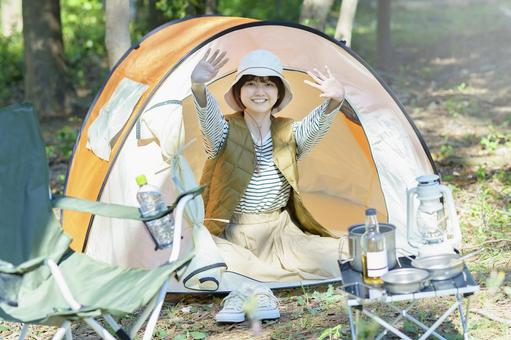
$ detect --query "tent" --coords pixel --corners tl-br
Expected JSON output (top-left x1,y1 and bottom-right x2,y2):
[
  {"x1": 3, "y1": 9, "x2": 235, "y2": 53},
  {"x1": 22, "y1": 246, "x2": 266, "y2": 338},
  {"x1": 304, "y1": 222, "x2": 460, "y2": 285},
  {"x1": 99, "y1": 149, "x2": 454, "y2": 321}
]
[{"x1": 62, "y1": 16, "x2": 436, "y2": 292}]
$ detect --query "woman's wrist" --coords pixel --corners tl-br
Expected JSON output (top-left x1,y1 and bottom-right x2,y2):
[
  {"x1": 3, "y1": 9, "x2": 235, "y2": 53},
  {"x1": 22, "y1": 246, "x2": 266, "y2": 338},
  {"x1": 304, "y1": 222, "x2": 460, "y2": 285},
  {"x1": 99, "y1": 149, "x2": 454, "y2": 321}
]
[
  {"x1": 191, "y1": 81, "x2": 206, "y2": 88},
  {"x1": 329, "y1": 96, "x2": 344, "y2": 105}
]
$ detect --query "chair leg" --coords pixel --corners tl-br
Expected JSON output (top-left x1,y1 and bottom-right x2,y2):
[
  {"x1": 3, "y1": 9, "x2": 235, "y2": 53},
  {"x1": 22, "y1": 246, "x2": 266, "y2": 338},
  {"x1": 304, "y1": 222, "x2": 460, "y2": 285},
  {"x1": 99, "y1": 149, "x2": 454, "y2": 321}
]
[
  {"x1": 52, "y1": 321, "x2": 71, "y2": 340},
  {"x1": 167, "y1": 194, "x2": 194, "y2": 263},
  {"x1": 65, "y1": 322, "x2": 73, "y2": 340},
  {"x1": 142, "y1": 282, "x2": 169, "y2": 340},
  {"x1": 45, "y1": 259, "x2": 116, "y2": 339},
  {"x1": 19, "y1": 324, "x2": 29, "y2": 340},
  {"x1": 104, "y1": 314, "x2": 130, "y2": 340},
  {"x1": 129, "y1": 195, "x2": 195, "y2": 338},
  {"x1": 129, "y1": 290, "x2": 159, "y2": 338},
  {"x1": 83, "y1": 318, "x2": 117, "y2": 340}
]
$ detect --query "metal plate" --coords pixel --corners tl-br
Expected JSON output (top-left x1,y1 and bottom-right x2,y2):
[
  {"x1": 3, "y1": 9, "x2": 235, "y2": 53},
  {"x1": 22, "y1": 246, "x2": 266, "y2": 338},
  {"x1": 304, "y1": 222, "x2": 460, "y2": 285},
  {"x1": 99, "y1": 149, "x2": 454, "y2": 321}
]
[
  {"x1": 382, "y1": 268, "x2": 430, "y2": 294},
  {"x1": 411, "y1": 254, "x2": 464, "y2": 280}
]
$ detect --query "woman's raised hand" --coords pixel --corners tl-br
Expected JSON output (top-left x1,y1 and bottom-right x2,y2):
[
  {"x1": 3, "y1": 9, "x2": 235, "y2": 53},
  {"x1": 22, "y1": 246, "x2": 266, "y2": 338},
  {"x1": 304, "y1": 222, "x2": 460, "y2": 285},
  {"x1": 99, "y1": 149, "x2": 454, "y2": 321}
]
[
  {"x1": 304, "y1": 66, "x2": 345, "y2": 103},
  {"x1": 191, "y1": 49, "x2": 229, "y2": 85}
]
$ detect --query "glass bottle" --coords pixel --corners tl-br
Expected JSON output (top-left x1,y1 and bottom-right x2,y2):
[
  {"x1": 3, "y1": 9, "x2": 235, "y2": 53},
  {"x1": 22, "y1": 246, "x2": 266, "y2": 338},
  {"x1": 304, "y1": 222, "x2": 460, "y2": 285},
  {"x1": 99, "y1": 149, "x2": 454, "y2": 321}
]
[
  {"x1": 136, "y1": 174, "x2": 174, "y2": 249},
  {"x1": 361, "y1": 208, "x2": 388, "y2": 285}
]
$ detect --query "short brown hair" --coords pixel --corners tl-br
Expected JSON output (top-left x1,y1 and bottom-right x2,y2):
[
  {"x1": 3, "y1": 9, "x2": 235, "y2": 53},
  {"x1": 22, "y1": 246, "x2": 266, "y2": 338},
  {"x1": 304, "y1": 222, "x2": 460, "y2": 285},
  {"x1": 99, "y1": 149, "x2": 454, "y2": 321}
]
[{"x1": 231, "y1": 75, "x2": 285, "y2": 111}]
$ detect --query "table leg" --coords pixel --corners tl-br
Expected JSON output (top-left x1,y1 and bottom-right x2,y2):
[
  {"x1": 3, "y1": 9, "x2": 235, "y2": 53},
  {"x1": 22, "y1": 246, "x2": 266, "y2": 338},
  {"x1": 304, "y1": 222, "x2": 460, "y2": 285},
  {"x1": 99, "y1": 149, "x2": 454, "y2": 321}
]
[
  {"x1": 418, "y1": 301, "x2": 460, "y2": 340},
  {"x1": 362, "y1": 309, "x2": 413, "y2": 340},
  {"x1": 456, "y1": 294, "x2": 469, "y2": 340},
  {"x1": 401, "y1": 312, "x2": 447, "y2": 340},
  {"x1": 376, "y1": 302, "x2": 415, "y2": 340},
  {"x1": 376, "y1": 300, "x2": 447, "y2": 340},
  {"x1": 347, "y1": 305, "x2": 356, "y2": 340}
]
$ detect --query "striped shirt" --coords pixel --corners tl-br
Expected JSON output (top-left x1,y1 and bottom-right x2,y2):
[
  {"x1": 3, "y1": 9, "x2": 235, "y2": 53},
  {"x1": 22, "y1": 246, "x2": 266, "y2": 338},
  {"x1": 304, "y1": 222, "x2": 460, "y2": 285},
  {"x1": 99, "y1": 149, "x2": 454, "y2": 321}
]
[{"x1": 193, "y1": 89, "x2": 340, "y2": 214}]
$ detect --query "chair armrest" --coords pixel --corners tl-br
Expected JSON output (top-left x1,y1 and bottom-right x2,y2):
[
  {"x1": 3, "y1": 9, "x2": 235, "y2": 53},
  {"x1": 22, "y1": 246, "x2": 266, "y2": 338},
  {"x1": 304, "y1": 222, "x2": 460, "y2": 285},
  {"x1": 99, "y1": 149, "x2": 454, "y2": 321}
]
[{"x1": 50, "y1": 185, "x2": 205, "y2": 222}]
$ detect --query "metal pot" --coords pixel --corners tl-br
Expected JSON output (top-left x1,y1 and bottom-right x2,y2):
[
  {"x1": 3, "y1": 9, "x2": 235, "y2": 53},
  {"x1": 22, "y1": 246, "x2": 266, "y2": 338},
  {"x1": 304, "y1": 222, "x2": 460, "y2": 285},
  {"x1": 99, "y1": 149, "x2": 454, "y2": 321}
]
[
  {"x1": 382, "y1": 268, "x2": 430, "y2": 294},
  {"x1": 411, "y1": 253, "x2": 465, "y2": 280},
  {"x1": 344, "y1": 223, "x2": 397, "y2": 272}
]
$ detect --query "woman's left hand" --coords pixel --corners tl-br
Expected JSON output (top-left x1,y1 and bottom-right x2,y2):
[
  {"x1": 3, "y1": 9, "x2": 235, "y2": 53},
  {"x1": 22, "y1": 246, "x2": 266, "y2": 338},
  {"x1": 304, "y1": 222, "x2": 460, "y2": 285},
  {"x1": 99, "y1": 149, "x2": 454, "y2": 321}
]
[{"x1": 304, "y1": 66, "x2": 345, "y2": 103}]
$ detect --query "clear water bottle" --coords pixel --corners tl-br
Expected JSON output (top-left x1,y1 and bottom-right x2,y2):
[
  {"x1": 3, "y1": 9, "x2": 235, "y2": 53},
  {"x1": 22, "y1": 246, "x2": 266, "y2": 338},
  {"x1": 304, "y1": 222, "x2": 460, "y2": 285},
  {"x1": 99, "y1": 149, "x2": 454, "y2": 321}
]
[
  {"x1": 361, "y1": 208, "x2": 388, "y2": 285},
  {"x1": 135, "y1": 174, "x2": 174, "y2": 249}
]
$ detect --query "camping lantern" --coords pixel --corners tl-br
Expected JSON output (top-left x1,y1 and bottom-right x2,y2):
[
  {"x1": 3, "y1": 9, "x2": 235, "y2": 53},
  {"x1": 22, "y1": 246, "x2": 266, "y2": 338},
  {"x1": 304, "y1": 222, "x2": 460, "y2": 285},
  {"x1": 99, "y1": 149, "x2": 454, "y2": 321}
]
[{"x1": 406, "y1": 175, "x2": 462, "y2": 257}]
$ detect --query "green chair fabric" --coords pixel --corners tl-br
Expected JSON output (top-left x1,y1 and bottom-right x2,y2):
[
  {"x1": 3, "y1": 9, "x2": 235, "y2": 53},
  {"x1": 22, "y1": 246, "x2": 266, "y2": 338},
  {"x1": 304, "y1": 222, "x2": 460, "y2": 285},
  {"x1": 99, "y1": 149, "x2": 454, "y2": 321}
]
[
  {"x1": 0, "y1": 104, "x2": 70, "y2": 271},
  {"x1": 0, "y1": 104, "x2": 193, "y2": 329}
]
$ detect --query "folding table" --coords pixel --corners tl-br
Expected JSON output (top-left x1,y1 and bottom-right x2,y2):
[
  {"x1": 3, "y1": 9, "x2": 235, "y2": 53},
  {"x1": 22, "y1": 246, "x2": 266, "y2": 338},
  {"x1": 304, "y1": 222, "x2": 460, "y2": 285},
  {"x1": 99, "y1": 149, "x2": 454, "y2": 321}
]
[{"x1": 339, "y1": 257, "x2": 479, "y2": 340}]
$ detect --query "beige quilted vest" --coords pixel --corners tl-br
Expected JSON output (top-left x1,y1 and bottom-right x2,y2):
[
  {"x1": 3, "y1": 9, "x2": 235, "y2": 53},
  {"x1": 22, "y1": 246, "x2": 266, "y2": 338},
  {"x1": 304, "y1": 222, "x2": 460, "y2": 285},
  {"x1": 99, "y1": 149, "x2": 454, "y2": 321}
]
[{"x1": 200, "y1": 112, "x2": 335, "y2": 238}]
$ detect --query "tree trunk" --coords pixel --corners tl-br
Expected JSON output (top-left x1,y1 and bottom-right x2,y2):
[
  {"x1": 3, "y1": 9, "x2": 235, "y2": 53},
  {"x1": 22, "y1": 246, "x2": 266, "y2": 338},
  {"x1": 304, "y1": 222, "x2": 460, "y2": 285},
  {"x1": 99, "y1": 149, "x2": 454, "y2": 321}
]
[
  {"x1": 105, "y1": 0, "x2": 131, "y2": 69},
  {"x1": 135, "y1": 0, "x2": 167, "y2": 32},
  {"x1": 1, "y1": 0, "x2": 22, "y2": 36},
  {"x1": 22, "y1": 0, "x2": 71, "y2": 117},
  {"x1": 147, "y1": 0, "x2": 167, "y2": 29},
  {"x1": 299, "y1": 0, "x2": 335, "y2": 31},
  {"x1": 377, "y1": 0, "x2": 392, "y2": 71},
  {"x1": 187, "y1": 0, "x2": 206, "y2": 16},
  {"x1": 334, "y1": 0, "x2": 359, "y2": 46},
  {"x1": 205, "y1": 0, "x2": 216, "y2": 15}
]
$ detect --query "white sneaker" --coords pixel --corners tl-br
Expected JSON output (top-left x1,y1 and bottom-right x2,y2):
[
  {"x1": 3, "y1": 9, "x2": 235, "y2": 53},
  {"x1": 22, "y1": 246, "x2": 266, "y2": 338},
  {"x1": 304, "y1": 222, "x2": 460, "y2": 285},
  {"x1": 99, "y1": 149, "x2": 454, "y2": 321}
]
[
  {"x1": 215, "y1": 289, "x2": 248, "y2": 323},
  {"x1": 250, "y1": 285, "x2": 280, "y2": 320}
]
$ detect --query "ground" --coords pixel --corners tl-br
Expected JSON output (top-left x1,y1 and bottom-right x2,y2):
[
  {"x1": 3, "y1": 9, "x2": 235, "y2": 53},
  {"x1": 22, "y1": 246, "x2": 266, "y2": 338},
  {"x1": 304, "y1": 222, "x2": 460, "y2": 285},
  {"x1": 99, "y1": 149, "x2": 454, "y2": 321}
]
[{"x1": 1, "y1": 0, "x2": 510, "y2": 339}]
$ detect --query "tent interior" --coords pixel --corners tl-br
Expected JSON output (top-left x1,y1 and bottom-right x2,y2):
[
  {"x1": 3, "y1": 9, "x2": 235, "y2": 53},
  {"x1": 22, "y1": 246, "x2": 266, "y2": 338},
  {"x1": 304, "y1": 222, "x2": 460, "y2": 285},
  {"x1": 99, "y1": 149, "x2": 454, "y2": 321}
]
[{"x1": 63, "y1": 18, "x2": 434, "y2": 292}]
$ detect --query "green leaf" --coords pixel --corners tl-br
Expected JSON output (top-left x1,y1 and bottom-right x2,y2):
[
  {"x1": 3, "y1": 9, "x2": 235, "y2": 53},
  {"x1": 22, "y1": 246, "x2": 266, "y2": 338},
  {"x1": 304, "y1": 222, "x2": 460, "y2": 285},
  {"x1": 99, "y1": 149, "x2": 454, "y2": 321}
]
[
  {"x1": 174, "y1": 334, "x2": 187, "y2": 340},
  {"x1": 158, "y1": 329, "x2": 168, "y2": 338},
  {"x1": 403, "y1": 320, "x2": 416, "y2": 333},
  {"x1": 296, "y1": 296, "x2": 305, "y2": 306},
  {"x1": 189, "y1": 331, "x2": 208, "y2": 339}
]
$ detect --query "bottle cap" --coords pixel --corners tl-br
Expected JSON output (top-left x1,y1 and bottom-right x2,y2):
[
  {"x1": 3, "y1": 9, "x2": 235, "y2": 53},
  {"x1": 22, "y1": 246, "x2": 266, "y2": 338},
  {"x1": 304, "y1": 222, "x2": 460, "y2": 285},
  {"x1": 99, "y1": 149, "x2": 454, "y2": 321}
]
[
  {"x1": 135, "y1": 174, "x2": 147, "y2": 186},
  {"x1": 365, "y1": 208, "x2": 377, "y2": 216}
]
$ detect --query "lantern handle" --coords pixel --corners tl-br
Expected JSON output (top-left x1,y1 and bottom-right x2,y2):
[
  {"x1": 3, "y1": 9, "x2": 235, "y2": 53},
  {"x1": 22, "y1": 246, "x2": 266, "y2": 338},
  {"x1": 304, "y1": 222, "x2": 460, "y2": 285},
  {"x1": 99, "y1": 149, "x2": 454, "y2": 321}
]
[
  {"x1": 438, "y1": 184, "x2": 462, "y2": 249},
  {"x1": 406, "y1": 187, "x2": 421, "y2": 249}
]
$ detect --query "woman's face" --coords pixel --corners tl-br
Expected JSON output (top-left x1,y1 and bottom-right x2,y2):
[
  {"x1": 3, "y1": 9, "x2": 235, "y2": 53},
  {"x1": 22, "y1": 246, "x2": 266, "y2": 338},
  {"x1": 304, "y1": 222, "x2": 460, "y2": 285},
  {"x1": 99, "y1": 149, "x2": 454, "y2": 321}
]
[{"x1": 239, "y1": 77, "x2": 279, "y2": 116}]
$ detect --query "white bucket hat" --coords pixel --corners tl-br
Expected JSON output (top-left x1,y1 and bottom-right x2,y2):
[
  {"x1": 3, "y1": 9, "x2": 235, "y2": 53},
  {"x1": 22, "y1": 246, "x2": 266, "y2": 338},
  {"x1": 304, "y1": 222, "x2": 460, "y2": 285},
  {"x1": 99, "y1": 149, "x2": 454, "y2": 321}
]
[{"x1": 224, "y1": 49, "x2": 293, "y2": 113}]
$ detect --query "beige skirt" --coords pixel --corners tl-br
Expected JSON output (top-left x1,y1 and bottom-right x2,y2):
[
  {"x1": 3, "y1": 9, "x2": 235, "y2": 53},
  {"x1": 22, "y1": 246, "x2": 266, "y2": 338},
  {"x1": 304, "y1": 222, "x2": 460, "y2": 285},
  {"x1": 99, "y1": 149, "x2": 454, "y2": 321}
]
[{"x1": 212, "y1": 210, "x2": 343, "y2": 282}]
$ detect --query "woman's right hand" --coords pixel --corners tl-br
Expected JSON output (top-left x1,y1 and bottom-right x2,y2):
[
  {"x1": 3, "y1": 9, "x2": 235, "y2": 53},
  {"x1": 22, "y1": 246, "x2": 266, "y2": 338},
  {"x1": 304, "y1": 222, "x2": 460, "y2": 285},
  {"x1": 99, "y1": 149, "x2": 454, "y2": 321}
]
[{"x1": 191, "y1": 49, "x2": 229, "y2": 85}]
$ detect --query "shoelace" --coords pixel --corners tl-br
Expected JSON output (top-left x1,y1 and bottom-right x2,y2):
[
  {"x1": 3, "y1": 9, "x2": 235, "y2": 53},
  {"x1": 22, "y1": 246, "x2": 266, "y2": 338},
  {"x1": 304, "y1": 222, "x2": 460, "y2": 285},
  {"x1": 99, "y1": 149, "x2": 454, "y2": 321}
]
[
  {"x1": 254, "y1": 291, "x2": 279, "y2": 309},
  {"x1": 221, "y1": 291, "x2": 247, "y2": 311}
]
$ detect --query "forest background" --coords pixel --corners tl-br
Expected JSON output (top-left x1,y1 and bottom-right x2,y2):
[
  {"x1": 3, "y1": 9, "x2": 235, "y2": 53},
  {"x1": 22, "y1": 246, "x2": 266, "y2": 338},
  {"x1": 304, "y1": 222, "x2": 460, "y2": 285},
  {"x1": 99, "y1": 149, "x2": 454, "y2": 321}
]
[{"x1": 0, "y1": 0, "x2": 510, "y2": 339}]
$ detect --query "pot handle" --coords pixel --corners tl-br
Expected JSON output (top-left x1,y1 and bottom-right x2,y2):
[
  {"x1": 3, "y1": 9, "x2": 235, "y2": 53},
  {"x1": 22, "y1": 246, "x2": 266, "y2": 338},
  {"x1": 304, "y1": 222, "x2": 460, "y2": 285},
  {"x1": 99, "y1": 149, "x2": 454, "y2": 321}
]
[
  {"x1": 396, "y1": 248, "x2": 417, "y2": 263},
  {"x1": 339, "y1": 235, "x2": 353, "y2": 264}
]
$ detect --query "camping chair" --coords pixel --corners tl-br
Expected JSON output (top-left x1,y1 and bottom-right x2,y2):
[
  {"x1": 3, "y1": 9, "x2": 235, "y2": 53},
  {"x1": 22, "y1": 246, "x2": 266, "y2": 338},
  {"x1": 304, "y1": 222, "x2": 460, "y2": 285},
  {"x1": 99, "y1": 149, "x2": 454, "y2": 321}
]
[{"x1": 0, "y1": 104, "x2": 202, "y2": 339}]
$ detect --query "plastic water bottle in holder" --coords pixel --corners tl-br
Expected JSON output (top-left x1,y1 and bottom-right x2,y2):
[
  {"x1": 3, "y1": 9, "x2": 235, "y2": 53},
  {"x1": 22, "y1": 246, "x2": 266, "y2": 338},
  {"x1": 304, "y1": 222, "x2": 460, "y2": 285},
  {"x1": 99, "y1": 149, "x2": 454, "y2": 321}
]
[
  {"x1": 135, "y1": 174, "x2": 174, "y2": 250},
  {"x1": 361, "y1": 208, "x2": 388, "y2": 285}
]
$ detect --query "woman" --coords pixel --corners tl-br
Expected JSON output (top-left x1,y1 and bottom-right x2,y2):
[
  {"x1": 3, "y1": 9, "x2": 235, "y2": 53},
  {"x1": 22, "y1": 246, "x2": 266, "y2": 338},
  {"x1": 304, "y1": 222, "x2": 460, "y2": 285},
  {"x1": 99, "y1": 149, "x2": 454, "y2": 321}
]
[{"x1": 191, "y1": 49, "x2": 345, "y2": 322}]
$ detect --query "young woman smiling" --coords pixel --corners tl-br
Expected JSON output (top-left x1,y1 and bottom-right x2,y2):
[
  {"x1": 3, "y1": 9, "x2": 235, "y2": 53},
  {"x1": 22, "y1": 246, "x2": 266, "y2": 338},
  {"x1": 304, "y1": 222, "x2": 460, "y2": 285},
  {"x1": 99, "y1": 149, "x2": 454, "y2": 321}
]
[{"x1": 190, "y1": 49, "x2": 345, "y2": 322}]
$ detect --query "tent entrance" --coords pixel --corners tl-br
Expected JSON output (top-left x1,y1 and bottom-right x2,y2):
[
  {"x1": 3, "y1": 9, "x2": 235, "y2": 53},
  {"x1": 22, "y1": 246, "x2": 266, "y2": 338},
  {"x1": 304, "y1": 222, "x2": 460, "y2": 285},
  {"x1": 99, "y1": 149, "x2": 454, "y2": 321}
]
[{"x1": 180, "y1": 70, "x2": 387, "y2": 235}]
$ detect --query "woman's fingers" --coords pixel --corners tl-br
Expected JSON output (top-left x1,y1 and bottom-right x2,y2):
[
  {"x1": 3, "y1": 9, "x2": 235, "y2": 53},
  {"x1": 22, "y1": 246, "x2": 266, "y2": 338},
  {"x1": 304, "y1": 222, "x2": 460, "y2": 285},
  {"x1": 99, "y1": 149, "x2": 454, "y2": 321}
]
[
  {"x1": 304, "y1": 79, "x2": 322, "y2": 90},
  {"x1": 325, "y1": 65, "x2": 334, "y2": 78},
  {"x1": 313, "y1": 68, "x2": 327, "y2": 80},
  {"x1": 306, "y1": 70, "x2": 323, "y2": 84},
  {"x1": 201, "y1": 48, "x2": 211, "y2": 62},
  {"x1": 207, "y1": 49, "x2": 220, "y2": 64},
  {"x1": 211, "y1": 51, "x2": 227, "y2": 67},
  {"x1": 216, "y1": 57, "x2": 229, "y2": 69}
]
